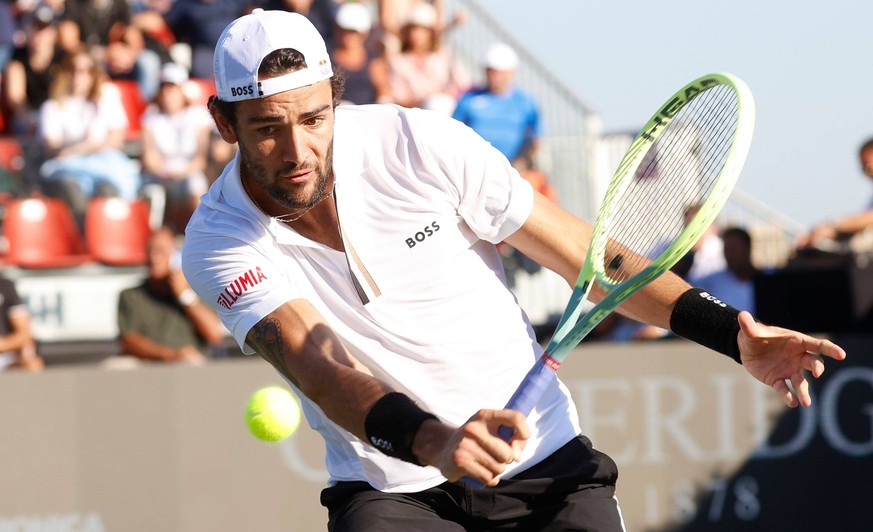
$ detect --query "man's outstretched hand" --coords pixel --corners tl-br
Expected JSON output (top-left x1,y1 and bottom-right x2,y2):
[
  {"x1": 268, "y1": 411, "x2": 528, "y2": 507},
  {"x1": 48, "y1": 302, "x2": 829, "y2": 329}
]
[{"x1": 737, "y1": 311, "x2": 847, "y2": 407}]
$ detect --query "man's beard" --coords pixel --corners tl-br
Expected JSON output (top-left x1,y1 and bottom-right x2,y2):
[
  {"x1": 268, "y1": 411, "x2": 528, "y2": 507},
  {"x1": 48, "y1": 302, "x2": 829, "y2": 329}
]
[{"x1": 240, "y1": 140, "x2": 334, "y2": 211}]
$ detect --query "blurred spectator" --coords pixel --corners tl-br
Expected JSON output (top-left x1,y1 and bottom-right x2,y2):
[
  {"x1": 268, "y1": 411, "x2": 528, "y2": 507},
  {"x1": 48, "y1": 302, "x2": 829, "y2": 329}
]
[
  {"x1": 140, "y1": 62, "x2": 212, "y2": 233},
  {"x1": 2, "y1": 3, "x2": 65, "y2": 135},
  {"x1": 38, "y1": 50, "x2": 141, "y2": 226},
  {"x1": 683, "y1": 202, "x2": 725, "y2": 284},
  {"x1": 262, "y1": 0, "x2": 337, "y2": 52},
  {"x1": 115, "y1": 227, "x2": 225, "y2": 366},
  {"x1": 19, "y1": 0, "x2": 67, "y2": 21},
  {"x1": 130, "y1": 0, "x2": 177, "y2": 66},
  {"x1": 163, "y1": 0, "x2": 249, "y2": 80},
  {"x1": 378, "y1": 0, "x2": 465, "y2": 56},
  {"x1": 206, "y1": 120, "x2": 238, "y2": 185},
  {"x1": 331, "y1": 1, "x2": 389, "y2": 105},
  {"x1": 453, "y1": 42, "x2": 541, "y2": 168},
  {"x1": 0, "y1": 0, "x2": 14, "y2": 75},
  {"x1": 797, "y1": 137, "x2": 873, "y2": 251},
  {"x1": 452, "y1": 43, "x2": 553, "y2": 289},
  {"x1": 59, "y1": 0, "x2": 161, "y2": 100},
  {"x1": 0, "y1": 275, "x2": 45, "y2": 373},
  {"x1": 695, "y1": 226, "x2": 758, "y2": 315},
  {"x1": 378, "y1": 2, "x2": 468, "y2": 114}
]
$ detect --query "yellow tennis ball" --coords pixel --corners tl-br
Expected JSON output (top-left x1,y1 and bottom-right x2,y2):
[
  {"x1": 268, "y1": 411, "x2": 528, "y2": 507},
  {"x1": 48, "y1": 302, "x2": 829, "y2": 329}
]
[{"x1": 245, "y1": 386, "x2": 301, "y2": 442}]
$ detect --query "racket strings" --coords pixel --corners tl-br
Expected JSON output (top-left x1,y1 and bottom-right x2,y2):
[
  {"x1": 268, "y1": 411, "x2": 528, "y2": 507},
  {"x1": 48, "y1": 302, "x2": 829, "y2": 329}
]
[
  {"x1": 602, "y1": 85, "x2": 740, "y2": 284},
  {"x1": 609, "y1": 90, "x2": 738, "y2": 277}
]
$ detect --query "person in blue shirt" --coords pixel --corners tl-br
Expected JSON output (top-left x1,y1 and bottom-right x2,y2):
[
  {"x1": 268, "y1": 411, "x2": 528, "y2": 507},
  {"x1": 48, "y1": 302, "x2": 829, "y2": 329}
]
[
  {"x1": 452, "y1": 42, "x2": 541, "y2": 167},
  {"x1": 695, "y1": 226, "x2": 759, "y2": 315},
  {"x1": 453, "y1": 43, "x2": 545, "y2": 283}
]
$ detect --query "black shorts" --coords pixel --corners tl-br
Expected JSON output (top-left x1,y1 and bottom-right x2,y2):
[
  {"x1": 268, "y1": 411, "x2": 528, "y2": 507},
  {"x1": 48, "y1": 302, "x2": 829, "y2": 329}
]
[{"x1": 320, "y1": 435, "x2": 625, "y2": 531}]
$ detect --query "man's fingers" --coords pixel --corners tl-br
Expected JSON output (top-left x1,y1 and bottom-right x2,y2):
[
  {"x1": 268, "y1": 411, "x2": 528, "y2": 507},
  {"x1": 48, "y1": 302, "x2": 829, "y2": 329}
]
[
  {"x1": 484, "y1": 409, "x2": 530, "y2": 438},
  {"x1": 780, "y1": 374, "x2": 812, "y2": 408},
  {"x1": 802, "y1": 352, "x2": 825, "y2": 378},
  {"x1": 801, "y1": 337, "x2": 847, "y2": 361},
  {"x1": 467, "y1": 438, "x2": 511, "y2": 472},
  {"x1": 455, "y1": 443, "x2": 506, "y2": 480},
  {"x1": 775, "y1": 378, "x2": 798, "y2": 408},
  {"x1": 451, "y1": 425, "x2": 508, "y2": 486},
  {"x1": 455, "y1": 409, "x2": 530, "y2": 484},
  {"x1": 794, "y1": 374, "x2": 813, "y2": 407},
  {"x1": 737, "y1": 310, "x2": 757, "y2": 335}
]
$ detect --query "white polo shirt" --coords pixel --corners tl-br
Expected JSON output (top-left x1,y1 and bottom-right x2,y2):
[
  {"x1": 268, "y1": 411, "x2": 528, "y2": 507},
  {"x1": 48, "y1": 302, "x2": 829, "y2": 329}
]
[{"x1": 183, "y1": 104, "x2": 581, "y2": 492}]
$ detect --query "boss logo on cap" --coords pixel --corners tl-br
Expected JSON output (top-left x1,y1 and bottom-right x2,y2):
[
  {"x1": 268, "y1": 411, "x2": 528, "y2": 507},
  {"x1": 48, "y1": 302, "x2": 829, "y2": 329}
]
[
  {"x1": 231, "y1": 84, "x2": 255, "y2": 97},
  {"x1": 318, "y1": 59, "x2": 331, "y2": 75}
]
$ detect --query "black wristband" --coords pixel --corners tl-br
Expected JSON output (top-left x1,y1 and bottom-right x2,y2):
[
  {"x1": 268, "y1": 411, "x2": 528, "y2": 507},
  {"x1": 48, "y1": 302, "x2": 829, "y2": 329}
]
[
  {"x1": 670, "y1": 287, "x2": 742, "y2": 364},
  {"x1": 364, "y1": 392, "x2": 438, "y2": 466}
]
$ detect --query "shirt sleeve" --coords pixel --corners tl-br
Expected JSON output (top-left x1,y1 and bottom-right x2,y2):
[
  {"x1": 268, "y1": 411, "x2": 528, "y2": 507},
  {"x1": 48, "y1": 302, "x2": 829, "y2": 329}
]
[
  {"x1": 406, "y1": 108, "x2": 534, "y2": 244},
  {"x1": 117, "y1": 287, "x2": 137, "y2": 334},
  {"x1": 0, "y1": 278, "x2": 25, "y2": 317},
  {"x1": 181, "y1": 228, "x2": 304, "y2": 355}
]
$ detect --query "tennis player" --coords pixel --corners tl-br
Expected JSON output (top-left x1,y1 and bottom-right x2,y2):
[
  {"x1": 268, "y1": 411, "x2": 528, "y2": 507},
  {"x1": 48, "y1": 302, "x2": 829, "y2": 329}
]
[{"x1": 182, "y1": 10, "x2": 846, "y2": 531}]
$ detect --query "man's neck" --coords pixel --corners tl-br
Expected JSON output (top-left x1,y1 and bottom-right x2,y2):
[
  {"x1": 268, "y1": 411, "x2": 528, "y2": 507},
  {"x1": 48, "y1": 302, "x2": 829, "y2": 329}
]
[
  {"x1": 241, "y1": 173, "x2": 343, "y2": 251},
  {"x1": 287, "y1": 199, "x2": 344, "y2": 251}
]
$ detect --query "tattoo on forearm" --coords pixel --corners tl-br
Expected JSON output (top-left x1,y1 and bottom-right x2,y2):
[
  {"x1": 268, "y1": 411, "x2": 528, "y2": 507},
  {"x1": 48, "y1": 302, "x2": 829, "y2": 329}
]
[{"x1": 251, "y1": 318, "x2": 297, "y2": 385}]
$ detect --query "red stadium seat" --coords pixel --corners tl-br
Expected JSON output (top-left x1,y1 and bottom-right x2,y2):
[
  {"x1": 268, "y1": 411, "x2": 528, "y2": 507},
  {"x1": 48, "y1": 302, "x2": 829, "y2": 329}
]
[
  {"x1": 109, "y1": 79, "x2": 148, "y2": 139},
  {"x1": 85, "y1": 196, "x2": 152, "y2": 266},
  {"x1": 0, "y1": 137, "x2": 23, "y2": 174},
  {"x1": 3, "y1": 197, "x2": 92, "y2": 268}
]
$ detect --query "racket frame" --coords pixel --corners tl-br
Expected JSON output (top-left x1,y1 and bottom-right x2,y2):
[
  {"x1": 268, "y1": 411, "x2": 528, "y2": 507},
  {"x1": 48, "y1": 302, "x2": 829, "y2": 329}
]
[
  {"x1": 544, "y1": 72, "x2": 755, "y2": 366},
  {"x1": 475, "y1": 72, "x2": 756, "y2": 483}
]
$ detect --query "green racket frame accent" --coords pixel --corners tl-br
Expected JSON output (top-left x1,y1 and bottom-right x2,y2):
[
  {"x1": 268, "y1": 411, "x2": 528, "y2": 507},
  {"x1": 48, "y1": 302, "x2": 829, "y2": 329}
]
[
  {"x1": 464, "y1": 73, "x2": 757, "y2": 485},
  {"x1": 546, "y1": 72, "x2": 756, "y2": 364}
]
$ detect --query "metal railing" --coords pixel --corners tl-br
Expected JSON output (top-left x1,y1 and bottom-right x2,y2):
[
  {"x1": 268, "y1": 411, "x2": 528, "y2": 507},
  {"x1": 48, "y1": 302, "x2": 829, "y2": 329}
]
[
  {"x1": 442, "y1": 0, "x2": 601, "y2": 221},
  {"x1": 444, "y1": 0, "x2": 805, "y2": 267}
]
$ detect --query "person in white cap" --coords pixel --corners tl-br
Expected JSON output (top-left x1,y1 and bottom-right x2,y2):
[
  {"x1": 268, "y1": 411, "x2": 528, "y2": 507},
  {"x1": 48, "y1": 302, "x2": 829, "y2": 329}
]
[
  {"x1": 453, "y1": 43, "x2": 551, "y2": 288},
  {"x1": 330, "y1": 2, "x2": 389, "y2": 105},
  {"x1": 453, "y1": 43, "x2": 541, "y2": 168},
  {"x1": 182, "y1": 8, "x2": 846, "y2": 530}
]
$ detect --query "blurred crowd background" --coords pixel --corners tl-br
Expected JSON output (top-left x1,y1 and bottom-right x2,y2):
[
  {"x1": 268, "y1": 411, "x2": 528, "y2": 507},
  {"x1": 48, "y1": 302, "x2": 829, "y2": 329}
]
[{"x1": 1, "y1": 0, "x2": 872, "y2": 374}]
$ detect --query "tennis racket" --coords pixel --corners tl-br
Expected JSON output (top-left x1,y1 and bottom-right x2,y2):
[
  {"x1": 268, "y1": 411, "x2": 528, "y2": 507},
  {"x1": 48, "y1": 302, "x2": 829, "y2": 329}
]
[{"x1": 499, "y1": 71, "x2": 755, "y2": 441}]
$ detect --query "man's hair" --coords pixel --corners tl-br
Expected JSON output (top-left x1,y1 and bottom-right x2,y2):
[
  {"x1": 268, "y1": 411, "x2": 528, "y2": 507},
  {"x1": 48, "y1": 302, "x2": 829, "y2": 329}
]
[
  {"x1": 209, "y1": 48, "x2": 346, "y2": 125},
  {"x1": 721, "y1": 226, "x2": 752, "y2": 247},
  {"x1": 860, "y1": 137, "x2": 873, "y2": 156}
]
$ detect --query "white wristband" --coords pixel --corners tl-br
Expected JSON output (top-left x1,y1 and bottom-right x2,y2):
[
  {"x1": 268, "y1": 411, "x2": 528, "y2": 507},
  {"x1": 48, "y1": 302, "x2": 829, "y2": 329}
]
[{"x1": 178, "y1": 288, "x2": 198, "y2": 306}]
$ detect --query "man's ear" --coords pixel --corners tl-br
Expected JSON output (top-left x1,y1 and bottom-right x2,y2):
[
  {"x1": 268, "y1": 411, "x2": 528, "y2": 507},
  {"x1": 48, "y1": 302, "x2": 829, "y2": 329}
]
[{"x1": 209, "y1": 97, "x2": 239, "y2": 144}]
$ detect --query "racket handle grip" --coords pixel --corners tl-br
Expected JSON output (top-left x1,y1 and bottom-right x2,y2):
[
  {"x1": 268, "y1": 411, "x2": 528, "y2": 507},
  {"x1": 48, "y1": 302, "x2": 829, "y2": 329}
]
[
  {"x1": 503, "y1": 355, "x2": 559, "y2": 421},
  {"x1": 463, "y1": 356, "x2": 558, "y2": 489}
]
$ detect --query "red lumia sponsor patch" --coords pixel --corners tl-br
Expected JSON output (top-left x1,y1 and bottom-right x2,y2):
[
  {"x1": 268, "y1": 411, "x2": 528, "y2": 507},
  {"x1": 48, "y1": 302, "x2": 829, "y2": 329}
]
[{"x1": 217, "y1": 267, "x2": 268, "y2": 309}]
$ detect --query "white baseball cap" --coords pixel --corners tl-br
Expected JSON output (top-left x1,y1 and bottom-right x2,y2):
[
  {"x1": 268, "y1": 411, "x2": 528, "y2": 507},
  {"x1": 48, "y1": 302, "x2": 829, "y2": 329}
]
[
  {"x1": 483, "y1": 43, "x2": 519, "y2": 71},
  {"x1": 160, "y1": 62, "x2": 189, "y2": 86},
  {"x1": 405, "y1": 3, "x2": 437, "y2": 28},
  {"x1": 335, "y1": 3, "x2": 372, "y2": 33},
  {"x1": 213, "y1": 9, "x2": 333, "y2": 102}
]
